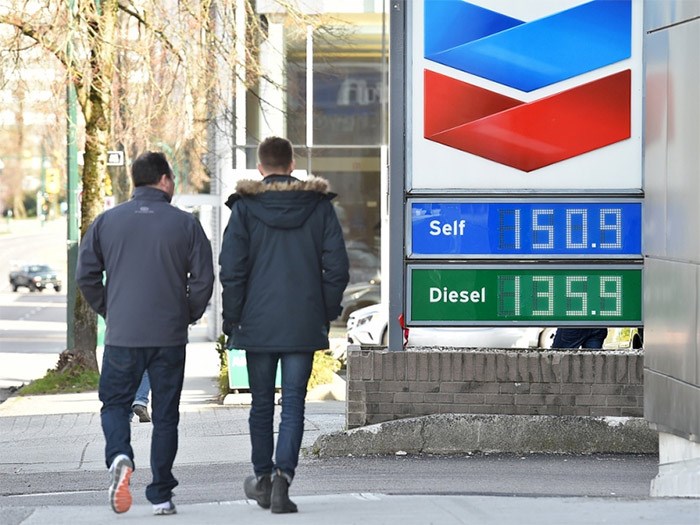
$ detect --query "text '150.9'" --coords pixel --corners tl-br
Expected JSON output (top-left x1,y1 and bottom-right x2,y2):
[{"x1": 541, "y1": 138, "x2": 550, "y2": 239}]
[{"x1": 410, "y1": 201, "x2": 642, "y2": 258}]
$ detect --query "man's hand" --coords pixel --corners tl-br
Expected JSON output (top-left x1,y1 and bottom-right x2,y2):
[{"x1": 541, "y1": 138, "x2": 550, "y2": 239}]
[{"x1": 222, "y1": 320, "x2": 236, "y2": 337}]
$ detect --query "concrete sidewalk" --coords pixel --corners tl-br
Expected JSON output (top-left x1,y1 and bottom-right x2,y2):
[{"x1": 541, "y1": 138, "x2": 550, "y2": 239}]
[
  {"x1": 1, "y1": 335, "x2": 697, "y2": 524},
  {"x1": 0, "y1": 333, "x2": 347, "y2": 472},
  {"x1": 3, "y1": 493, "x2": 699, "y2": 525}
]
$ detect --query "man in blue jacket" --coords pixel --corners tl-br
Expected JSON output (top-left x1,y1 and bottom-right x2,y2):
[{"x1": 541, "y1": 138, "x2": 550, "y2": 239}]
[
  {"x1": 220, "y1": 137, "x2": 349, "y2": 514},
  {"x1": 76, "y1": 151, "x2": 214, "y2": 516}
]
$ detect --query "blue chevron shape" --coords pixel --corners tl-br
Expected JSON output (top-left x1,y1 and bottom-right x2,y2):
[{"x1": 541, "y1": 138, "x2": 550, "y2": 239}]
[{"x1": 425, "y1": 0, "x2": 631, "y2": 92}]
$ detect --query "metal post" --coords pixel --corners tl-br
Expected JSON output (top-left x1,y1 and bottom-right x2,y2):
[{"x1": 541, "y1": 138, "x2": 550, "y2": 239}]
[
  {"x1": 39, "y1": 142, "x2": 46, "y2": 226},
  {"x1": 67, "y1": 85, "x2": 78, "y2": 350},
  {"x1": 387, "y1": 0, "x2": 407, "y2": 351},
  {"x1": 66, "y1": 0, "x2": 79, "y2": 350},
  {"x1": 305, "y1": 24, "x2": 313, "y2": 173}
]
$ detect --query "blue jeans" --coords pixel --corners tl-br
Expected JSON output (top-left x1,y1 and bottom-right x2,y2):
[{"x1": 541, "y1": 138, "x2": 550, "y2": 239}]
[
  {"x1": 133, "y1": 370, "x2": 151, "y2": 407},
  {"x1": 552, "y1": 328, "x2": 608, "y2": 349},
  {"x1": 99, "y1": 345, "x2": 185, "y2": 504},
  {"x1": 246, "y1": 351, "x2": 314, "y2": 480}
]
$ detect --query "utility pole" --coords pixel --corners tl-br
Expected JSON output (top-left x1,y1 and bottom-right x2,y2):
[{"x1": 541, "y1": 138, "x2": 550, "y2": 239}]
[{"x1": 66, "y1": 0, "x2": 79, "y2": 350}]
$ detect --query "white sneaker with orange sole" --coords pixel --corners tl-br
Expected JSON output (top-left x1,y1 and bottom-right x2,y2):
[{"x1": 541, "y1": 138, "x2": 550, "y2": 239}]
[{"x1": 108, "y1": 454, "x2": 134, "y2": 514}]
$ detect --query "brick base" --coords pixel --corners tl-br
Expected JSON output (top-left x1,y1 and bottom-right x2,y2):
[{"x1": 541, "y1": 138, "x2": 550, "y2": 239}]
[{"x1": 346, "y1": 347, "x2": 644, "y2": 429}]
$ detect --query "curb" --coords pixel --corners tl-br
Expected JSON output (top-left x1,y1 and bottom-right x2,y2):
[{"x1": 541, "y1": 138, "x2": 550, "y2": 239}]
[{"x1": 309, "y1": 414, "x2": 658, "y2": 457}]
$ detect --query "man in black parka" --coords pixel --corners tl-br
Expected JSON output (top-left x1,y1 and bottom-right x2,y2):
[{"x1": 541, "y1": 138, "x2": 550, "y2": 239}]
[{"x1": 219, "y1": 137, "x2": 349, "y2": 514}]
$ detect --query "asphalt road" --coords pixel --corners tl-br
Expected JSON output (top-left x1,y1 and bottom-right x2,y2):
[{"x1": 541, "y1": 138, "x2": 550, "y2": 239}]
[
  {"x1": 1, "y1": 219, "x2": 67, "y2": 293},
  {"x1": 0, "y1": 219, "x2": 68, "y2": 392},
  {"x1": 0, "y1": 453, "x2": 657, "y2": 507},
  {"x1": 0, "y1": 293, "x2": 67, "y2": 353}
]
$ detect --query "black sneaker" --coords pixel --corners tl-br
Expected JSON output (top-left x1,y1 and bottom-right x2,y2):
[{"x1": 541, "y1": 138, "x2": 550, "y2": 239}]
[
  {"x1": 132, "y1": 404, "x2": 151, "y2": 423},
  {"x1": 270, "y1": 469, "x2": 297, "y2": 514},
  {"x1": 244, "y1": 474, "x2": 271, "y2": 509}
]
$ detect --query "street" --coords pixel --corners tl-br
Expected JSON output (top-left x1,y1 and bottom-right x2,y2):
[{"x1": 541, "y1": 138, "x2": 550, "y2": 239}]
[
  {"x1": 0, "y1": 453, "x2": 657, "y2": 507},
  {"x1": 0, "y1": 292, "x2": 66, "y2": 353},
  {"x1": 0, "y1": 219, "x2": 68, "y2": 395},
  {"x1": 0, "y1": 219, "x2": 67, "y2": 294}
]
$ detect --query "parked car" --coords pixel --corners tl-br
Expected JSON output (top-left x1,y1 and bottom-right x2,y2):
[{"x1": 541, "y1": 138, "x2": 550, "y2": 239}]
[
  {"x1": 334, "y1": 277, "x2": 381, "y2": 326},
  {"x1": 345, "y1": 240, "x2": 380, "y2": 286},
  {"x1": 347, "y1": 303, "x2": 556, "y2": 349},
  {"x1": 9, "y1": 264, "x2": 62, "y2": 292}
]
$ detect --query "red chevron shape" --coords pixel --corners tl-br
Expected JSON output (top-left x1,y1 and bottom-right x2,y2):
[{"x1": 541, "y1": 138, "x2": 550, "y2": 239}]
[{"x1": 424, "y1": 69, "x2": 631, "y2": 172}]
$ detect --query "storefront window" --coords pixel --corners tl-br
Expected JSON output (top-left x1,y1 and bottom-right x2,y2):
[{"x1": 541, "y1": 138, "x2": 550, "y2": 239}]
[{"x1": 243, "y1": 7, "x2": 388, "y2": 286}]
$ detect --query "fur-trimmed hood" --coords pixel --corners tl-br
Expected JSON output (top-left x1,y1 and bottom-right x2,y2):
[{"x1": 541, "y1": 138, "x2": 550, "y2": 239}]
[
  {"x1": 225, "y1": 175, "x2": 335, "y2": 230},
  {"x1": 235, "y1": 175, "x2": 330, "y2": 196}
]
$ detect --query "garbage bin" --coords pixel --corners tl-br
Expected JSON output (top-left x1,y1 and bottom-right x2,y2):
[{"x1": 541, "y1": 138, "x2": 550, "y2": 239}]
[{"x1": 227, "y1": 348, "x2": 281, "y2": 391}]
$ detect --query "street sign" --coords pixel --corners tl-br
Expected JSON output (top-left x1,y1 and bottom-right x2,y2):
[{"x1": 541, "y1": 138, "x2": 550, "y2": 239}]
[
  {"x1": 409, "y1": 200, "x2": 642, "y2": 258},
  {"x1": 408, "y1": 265, "x2": 642, "y2": 326},
  {"x1": 107, "y1": 150, "x2": 124, "y2": 166}
]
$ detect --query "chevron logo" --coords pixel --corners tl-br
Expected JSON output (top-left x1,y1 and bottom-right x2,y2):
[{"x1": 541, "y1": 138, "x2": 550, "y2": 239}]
[{"x1": 423, "y1": 0, "x2": 632, "y2": 172}]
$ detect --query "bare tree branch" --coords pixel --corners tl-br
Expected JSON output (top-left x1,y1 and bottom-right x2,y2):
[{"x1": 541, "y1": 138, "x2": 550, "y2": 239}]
[{"x1": 116, "y1": 1, "x2": 184, "y2": 65}]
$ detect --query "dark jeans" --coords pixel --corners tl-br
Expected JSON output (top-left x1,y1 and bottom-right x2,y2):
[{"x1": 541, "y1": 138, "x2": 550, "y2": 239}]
[
  {"x1": 245, "y1": 351, "x2": 314, "y2": 480},
  {"x1": 552, "y1": 328, "x2": 608, "y2": 349},
  {"x1": 99, "y1": 345, "x2": 186, "y2": 504}
]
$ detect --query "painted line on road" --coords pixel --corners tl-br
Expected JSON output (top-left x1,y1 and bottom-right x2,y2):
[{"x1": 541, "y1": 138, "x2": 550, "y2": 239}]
[
  {"x1": 8, "y1": 490, "x2": 103, "y2": 498},
  {"x1": 0, "y1": 321, "x2": 67, "y2": 331}
]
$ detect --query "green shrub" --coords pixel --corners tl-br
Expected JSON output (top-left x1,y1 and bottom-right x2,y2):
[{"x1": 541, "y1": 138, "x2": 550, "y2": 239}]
[
  {"x1": 308, "y1": 350, "x2": 341, "y2": 390},
  {"x1": 215, "y1": 334, "x2": 229, "y2": 399}
]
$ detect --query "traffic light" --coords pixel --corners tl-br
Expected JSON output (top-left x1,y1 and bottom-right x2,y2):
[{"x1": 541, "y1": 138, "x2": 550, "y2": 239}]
[
  {"x1": 104, "y1": 173, "x2": 113, "y2": 196},
  {"x1": 45, "y1": 168, "x2": 61, "y2": 194}
]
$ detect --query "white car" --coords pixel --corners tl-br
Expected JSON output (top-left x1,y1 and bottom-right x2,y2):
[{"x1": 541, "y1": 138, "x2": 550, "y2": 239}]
[{"x1": 347, "y1": 303, "x2": 555, "y2": 349}]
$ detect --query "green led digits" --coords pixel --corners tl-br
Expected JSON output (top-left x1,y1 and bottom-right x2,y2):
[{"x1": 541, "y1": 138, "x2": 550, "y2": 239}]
[
  {"x1": 497, "y1": 273, "x2": 623, "y2": 318},
  {"x1": 410, "y1": 266, "x2": 642, "y2": 325}
]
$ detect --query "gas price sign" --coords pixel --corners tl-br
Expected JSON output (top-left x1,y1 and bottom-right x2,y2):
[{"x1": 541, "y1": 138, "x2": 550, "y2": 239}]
[
  {"x1": 408, "y1": 265, "x2": 642, "y2": 326},
  {"x1": 410, "y1": 200, "x2": 641, "y2": 258}
]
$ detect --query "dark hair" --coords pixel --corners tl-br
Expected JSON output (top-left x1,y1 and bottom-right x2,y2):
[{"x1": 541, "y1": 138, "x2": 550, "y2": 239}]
[
  {"x1": 131, "y1": 151, "x2": 172, "y2": 187},
  {"x1": 257, "y1": 137, "x2": 294, "y2": 172}
]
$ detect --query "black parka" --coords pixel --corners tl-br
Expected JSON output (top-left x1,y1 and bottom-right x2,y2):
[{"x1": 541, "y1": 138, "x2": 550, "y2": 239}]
[{"x1": 219, "y1": 175, "x2": 349, "y2": 353}]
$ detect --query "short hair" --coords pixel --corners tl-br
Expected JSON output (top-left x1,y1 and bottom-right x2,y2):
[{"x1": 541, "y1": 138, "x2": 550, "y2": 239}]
[
  {"x1": 131, "y1": 151, "x2": 172, "y2": 187},
  {"x1": 257, "y1": 137, "x2": 294, "y2": 172}
]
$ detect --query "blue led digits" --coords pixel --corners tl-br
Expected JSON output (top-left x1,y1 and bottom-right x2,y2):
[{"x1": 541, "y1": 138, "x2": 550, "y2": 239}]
[{"x1": 410, "y1": 201, "x2": 641, "y2": 258}]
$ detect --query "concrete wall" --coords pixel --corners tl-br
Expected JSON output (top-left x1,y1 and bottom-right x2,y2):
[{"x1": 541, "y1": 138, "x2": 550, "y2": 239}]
[
  {"x1": 643, "y1": 0, "x2": 700, "y2": 497},
  {"x1": 643, "y1": 0, "x2": 700, "y2": 446},
  {"x1": 346, "y1": 347, "x2": 643, "y2": 428}
]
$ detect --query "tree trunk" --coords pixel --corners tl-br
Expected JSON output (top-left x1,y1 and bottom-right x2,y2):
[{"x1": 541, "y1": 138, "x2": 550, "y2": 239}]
[{"x1": 64, "y1": 0, "x2": 118, "y2": 373}]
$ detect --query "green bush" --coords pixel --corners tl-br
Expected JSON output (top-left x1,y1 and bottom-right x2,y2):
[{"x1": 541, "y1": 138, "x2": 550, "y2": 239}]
[
  {"x1": 308, "y1": 350, "x2": 341, "y2": 391},
  {"x1": 215, "y1": 334, "x2": 229, "y2": 399}
]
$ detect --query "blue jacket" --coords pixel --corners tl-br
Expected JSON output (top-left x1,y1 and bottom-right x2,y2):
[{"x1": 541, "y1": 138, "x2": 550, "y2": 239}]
[
  {"x1": 220, "y1": 175, "x2": 349, "y2": 353},
  {"x1": 76, "y1": 186, "x2": 214, "y2": 347}
]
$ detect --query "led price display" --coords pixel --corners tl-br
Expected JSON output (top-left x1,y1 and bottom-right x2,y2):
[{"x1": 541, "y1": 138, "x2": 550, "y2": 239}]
[
  {"x1": 409, "y1": 265, "x2": 642, "y2": 325},
  {"x1": 410, "y1": 201, "x2": 641, "y2": 258}
]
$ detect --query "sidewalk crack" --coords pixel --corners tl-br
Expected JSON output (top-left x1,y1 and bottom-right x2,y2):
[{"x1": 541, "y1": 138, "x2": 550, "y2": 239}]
[{"x1": 77, "y1": 441, "x2": 89, "y2": 469}]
